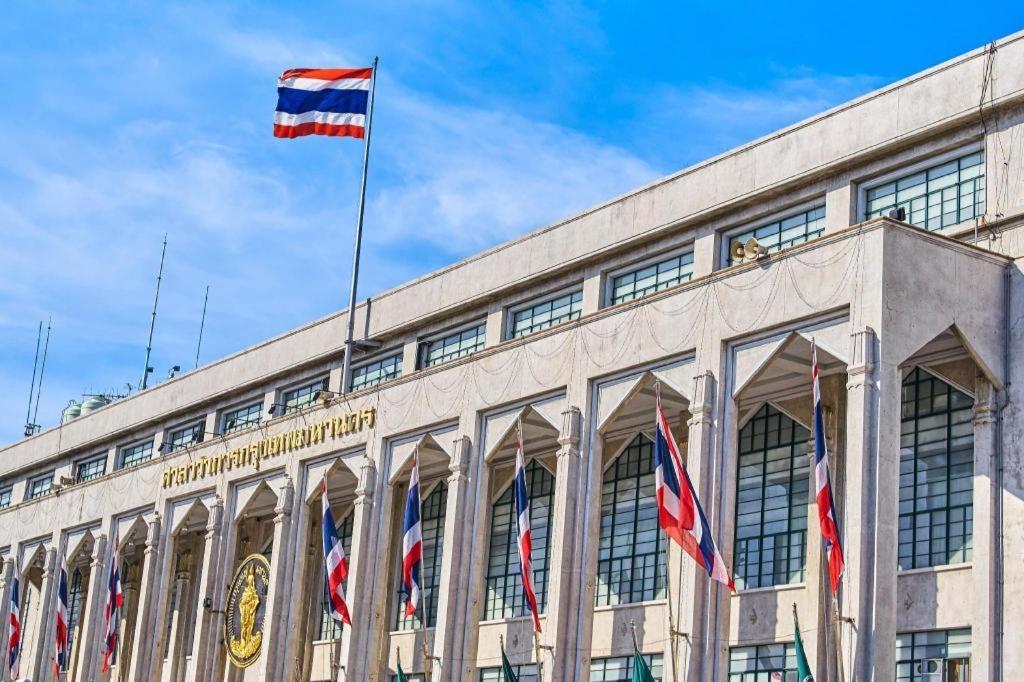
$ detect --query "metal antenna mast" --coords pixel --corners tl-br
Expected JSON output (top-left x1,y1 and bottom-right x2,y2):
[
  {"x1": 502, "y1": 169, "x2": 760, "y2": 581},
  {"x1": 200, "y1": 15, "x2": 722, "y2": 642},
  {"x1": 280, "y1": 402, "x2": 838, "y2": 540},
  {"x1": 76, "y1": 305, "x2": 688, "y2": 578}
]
[
  {"x1": 195, "y1": 284, "x2": 209, "y2": 369},
  {"x1": 24, "y1": 320, "x2": 42, "y2": 435},
  {"x1": 31, "y1": 318, "x2": 52, "y2": 432},
  {"x1": 140, "y1": 234, "x2": 168, "y2": 391}
]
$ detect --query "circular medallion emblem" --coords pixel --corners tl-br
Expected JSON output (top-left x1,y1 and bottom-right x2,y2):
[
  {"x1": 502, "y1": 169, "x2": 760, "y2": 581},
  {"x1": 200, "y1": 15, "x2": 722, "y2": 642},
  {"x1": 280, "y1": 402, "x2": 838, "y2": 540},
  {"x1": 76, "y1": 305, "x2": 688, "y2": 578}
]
[{"x1": 224, "y1": 553, "x2": 271, "y2": 669}]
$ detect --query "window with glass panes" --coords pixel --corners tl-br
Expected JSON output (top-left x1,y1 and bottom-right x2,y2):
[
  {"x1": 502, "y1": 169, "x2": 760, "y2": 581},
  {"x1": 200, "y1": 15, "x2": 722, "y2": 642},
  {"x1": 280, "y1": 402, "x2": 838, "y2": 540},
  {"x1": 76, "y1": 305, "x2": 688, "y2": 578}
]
[
  {"x1": 27, "y1": 472, "x2": 53, "y2": 499},
  {"x1": 318, "y1": 510, "x2": 354, "y2": 640},
  {"x1": 896, "y1": 628, "x2": 971, "y2": 682},
  {"x1": 167, "y1": 422, "x2": 204, "y2": 452},
  {"x1": 283, "y1": 378, "x2": 328, "y2": 414},
  {"x1": 62, "y1": 568, "x2": 84, "y2": 670},
  {"x1": 75, "y1": 455, "x2": 106, "y2": 483},
  {"x1": 395, "y1": 483, "x2": 447, "y2": 630},
  {"x1": 590, "y1": 654, "x2": 663, "y2": 681},
  {"x1": 865, "y1": 151, "x2": 985, "y2": 231},
  {"x1": 421, "y1": 324, "x2": 486, "y2": 367},
  {"x1": 350, "y1": 354, "x2": 403, "y2": 391},
  {"x1": 484, "y1": 460, "x2": 554, "y2": 620},
  {"x1": 0, "y1": 487, "x2": 12, "y2": 508},
  {"x1": 391, "y1": 675, "x2": 424, "y2": 682},
  {"x1": 734, "y1": 404, "x2": 810, "y2": 589},
  {"x1": 118, "y1": 441, "x2": 153, "y2": 470},
  {"x1": 223, "y1": 402, "x2": 262, "y2": 433},
  {"x1": 481, "y1": 663, "x2": 538, "y2": 682},
  {"x1": 728, "y1": 643, "x2": 797, "y2": 681},
  {"x1": 595, "y1": 435, "x2": 667, "y2": 606},
  {"x1": 899, "y1": 368, "x2": 974, "y2": 570},
  {"x1": 510, "y1": 290, "x2": 583, "y2": 338},
  {"x1": 725, "y1": 206, "x2": 826, "y2": 266},
  {"x1": 610, "y1": 252, "x2": 694, "y2": 305}
]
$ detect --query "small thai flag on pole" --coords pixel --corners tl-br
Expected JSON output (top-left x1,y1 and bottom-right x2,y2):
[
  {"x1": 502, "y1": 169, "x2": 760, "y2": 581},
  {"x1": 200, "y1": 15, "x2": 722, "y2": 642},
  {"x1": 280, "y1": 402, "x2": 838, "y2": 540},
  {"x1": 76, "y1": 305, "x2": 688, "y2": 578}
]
[
  {"x1": 54, "y1": 552, "x2": 69, "y2": 676},
  {"x1": 274, "y1": 67, "x2": 373, "y2": 139},
  {"x1": 812, "y1": 341, "x2": 845, "y2": 594},
  {"x1": 322, "y1": 480, "x2": 352, "y2": 626},
  {"x1": 514, "y1": 422, "x2": 542, "y2": 633},
  {"x1": 654, "y1": 389, "x2": 734, "y2": 591},
  {"x1": 401, "y1": 454, "x2": 423, "y2": 618},
  {"x1": 101, "y1": 535, "x2": 124, "y2": 673},
  {"x1": 7, "y1": 574, "x2": 20, "y2": 680}
]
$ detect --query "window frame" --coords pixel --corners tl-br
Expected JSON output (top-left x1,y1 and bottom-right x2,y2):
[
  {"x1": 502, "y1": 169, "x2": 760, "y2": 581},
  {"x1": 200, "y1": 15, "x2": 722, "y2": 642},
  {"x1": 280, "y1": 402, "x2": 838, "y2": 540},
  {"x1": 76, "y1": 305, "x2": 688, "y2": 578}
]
[
  {"x1": 603, "y1": 244, "x2": 696, "y2": 307},
  {"x1": 0, "y1": 485, "x2": 13, "y2": 508},
  {"x1": 417, "y1": 320, "x2": 487, "y2": 369},
  {"x1": 349, "y1": 351, "x2": 404, "y2": 391},
  {"x1": 392, "y1": 479, "x2": 448, "y2": 631},
  {"x1": 280, "y1": 376, "x2": 330, "y2": 415},
  {"x1": 719, "y1": 199, "x2": 827, "y2": 268},
  {"x1": 728, "y1": 642, "x2": 797, "y2": 681},
  {"x1": 895, "y1": 627, "x2": 971, "y2": 682},
  {"x1": 117, "y1": 439, "x2": 154, "y2": 470},
  {"x1": 26, "y1": 471, "x2": 55, "y2": 500},
  {"x1": 164, "y1": 420, "x2": 206, "y2": 453},
  {"x1": 74, "y1": 454, "x2": 108, "y2": 483},
  {"x1": 220, "y1": 399, "x2": 264, "y2": 434},
  {"x1": 504, "y1": 285, "x2": 584, "y2": 340}
]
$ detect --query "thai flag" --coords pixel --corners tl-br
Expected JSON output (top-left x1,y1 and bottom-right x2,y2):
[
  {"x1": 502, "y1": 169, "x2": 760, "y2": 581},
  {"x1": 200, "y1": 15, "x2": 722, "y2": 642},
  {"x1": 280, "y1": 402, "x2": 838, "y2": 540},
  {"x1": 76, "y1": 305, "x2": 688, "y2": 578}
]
[
  {"x1": 274, "y1": 67, "x2": 372, "y2": 139},
  {"x1": 7, "y1": 574, "x2": 20, "y2": 679},
  {"x1": 513, "y1": 427, "x2": 541, "y2": 633},
  {"x1": 101, "y1": 536, "x2": 124, "y2": 673},
  {"x1": 654, "y1": 396, "x2": 734, "y2": 590},
  {"x1": 54, "y1": 552, "x2": 69, "y2": 676},
  {"x1": 401, "y1": 454, "x2": 423, "y2": 618},
  {"x1": 321, "y1": 480, "x2": 352, "y2": 626},
  {"x1": 812, "y1": 342, "x2": 845, "y2": 594}
]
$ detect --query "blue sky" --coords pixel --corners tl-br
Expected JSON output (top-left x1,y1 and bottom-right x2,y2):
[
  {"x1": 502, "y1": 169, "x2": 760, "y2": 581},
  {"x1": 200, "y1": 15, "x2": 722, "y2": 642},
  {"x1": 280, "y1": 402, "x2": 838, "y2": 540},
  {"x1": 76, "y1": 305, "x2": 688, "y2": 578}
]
[{"x1": 1, "y1": 1, "x2": 1021, "y2": 444}]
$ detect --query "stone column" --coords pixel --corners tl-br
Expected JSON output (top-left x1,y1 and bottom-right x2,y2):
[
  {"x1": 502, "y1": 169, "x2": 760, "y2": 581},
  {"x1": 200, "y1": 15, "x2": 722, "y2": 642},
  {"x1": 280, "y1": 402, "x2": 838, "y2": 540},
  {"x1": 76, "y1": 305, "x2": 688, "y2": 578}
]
[
  {"x1": 254, "y1": 478, "x2": 294, "y2": 680},
  {"x1": 343, "y1": 457, "x2": 377, "y2": 681},
  {"x1": 116, "y1": 558, "x2": 141, "y2": 679},
  {"x1": 430, "y1": 436, "x2": 471, "y2": 678},
  {"x1": 128, "y1": 515, "x2": 162, "y2": 682},
  {"x1": 78, "y1": 534, "x2": 108, "y2": 682},
  {"x1": 283, "y1": 496, "x2": 317, "y2": 682},
  {"x1": 188, "y1": 498, "x2": 224, "y2": 681},
  {"x1": 165, "y1": 550, "x2": 194, "y2": 682},
  {"x1": 30, "y1": 546, "x2": 57, "y2": 680},
  {"x1": 540, "y1": 407, "x2": 582, "y2": 681},
  {"x1": 0, "y1": 557, "x2": 14, "y2": 682},
  {"x1": 971, "y1": 378, "x2": 998, "y2": 682}
]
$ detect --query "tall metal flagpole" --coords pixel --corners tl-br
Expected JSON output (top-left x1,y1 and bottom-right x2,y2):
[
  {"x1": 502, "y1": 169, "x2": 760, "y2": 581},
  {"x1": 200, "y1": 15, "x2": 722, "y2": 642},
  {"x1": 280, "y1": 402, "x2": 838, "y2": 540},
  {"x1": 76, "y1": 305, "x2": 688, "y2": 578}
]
[{"x1": 341, "y1": 56, "x2": 379, "y2": 395}]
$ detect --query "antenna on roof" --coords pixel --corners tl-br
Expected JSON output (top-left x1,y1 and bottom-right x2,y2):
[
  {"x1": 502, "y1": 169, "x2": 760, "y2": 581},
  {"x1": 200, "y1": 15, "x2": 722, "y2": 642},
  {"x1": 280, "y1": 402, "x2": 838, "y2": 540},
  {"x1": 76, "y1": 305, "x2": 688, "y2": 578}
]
[
  {"x1": 24, "y1": 321, "x2": 42, "y2": 436},
  {"x1": 140, "y1": 234, "x2": 168, "y2": 391},
  {"x1": 195, "y1": 284, "x2": 209, "y2": 369},
  {"x1": 31, "y1": 318, "x2": 51, "y2": 432}
]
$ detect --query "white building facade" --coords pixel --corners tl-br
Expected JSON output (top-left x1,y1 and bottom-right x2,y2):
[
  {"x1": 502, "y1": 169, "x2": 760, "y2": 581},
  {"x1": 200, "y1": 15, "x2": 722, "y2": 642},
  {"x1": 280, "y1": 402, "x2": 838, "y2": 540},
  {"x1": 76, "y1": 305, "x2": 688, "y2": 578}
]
[{"x1": 1, "y1": 32, "x2": 1024, "y2": 682}]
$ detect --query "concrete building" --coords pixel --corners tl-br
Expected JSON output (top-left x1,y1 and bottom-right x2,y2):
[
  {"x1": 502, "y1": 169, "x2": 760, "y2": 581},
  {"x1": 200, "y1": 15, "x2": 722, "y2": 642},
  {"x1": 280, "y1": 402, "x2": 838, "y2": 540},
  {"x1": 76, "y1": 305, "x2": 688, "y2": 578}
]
[{"x1": 0, "y1": 30, "x2": 1023, "y2": 682}]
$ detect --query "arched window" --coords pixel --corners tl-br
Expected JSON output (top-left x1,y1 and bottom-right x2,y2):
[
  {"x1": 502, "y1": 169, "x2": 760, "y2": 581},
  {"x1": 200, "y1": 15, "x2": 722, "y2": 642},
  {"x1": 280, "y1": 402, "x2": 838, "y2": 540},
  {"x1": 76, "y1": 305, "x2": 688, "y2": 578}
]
[
  {"x1": 734, "y1": 404, "x2": 810, "y2": 590},
  {"x1": 595, "y1": 434, "x2": 667, "y2": 606},
  {"x1": 318, "y1": 510, "x2": 354, "y2": 640},
  {"x1": 483, "y1": 460, "x2": 554, "y2": 621},
  {"x1": 395, "y1": 482, "x2": 448, "y2": 630},
  {"x1": 899, "y1": 368, "x2": 973, "y2": 569}
]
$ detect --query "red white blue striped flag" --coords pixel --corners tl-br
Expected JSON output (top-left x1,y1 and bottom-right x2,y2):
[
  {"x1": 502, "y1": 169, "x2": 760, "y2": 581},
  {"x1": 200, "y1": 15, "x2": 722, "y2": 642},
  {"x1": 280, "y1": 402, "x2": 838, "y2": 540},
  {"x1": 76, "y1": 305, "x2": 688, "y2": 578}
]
[
  {"x1": 401, "y1": 454, "x2": 423, "y2": 618},
  {"x1": 322, "y1": 480, "x2": 352, "y2": 626},
  {"x1": 514, "y1": 424, "x2": 542, "y2": 632},
  {"x1": 7, "y1": 574, "x2": 20, "y2": 679},
  {"x1": 101, "y1": 535, "x2": 124, "y2": 673},
  {"x1": 812, "y1": 342, "x2": 845, "y2": 593},
  {"x1": 274, "y1": 67, "x2": 372, "y2": 139},
  {"x1": 654, "y1": 394, "x2": 734, "y2": 590},
  {"x1": 54, "y1": 552, "x2": 69, "y2": 676}
]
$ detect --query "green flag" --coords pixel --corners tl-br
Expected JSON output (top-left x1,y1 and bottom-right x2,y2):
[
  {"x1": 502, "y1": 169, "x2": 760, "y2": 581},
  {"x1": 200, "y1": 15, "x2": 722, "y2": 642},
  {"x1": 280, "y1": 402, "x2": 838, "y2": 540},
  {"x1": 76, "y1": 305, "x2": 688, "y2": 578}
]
[
  {"x1": 794, "y1": 621, "x2": 814, "y2": 682},
  {"x1": 500, "y1": 646, "x2": 519, "y2": 682},
  {"x1": 631, "y1": 647, "x2": 655, "y2": 682},
  {"x1": 395, "y1": 661, "x2": 409, "y2": 682}
]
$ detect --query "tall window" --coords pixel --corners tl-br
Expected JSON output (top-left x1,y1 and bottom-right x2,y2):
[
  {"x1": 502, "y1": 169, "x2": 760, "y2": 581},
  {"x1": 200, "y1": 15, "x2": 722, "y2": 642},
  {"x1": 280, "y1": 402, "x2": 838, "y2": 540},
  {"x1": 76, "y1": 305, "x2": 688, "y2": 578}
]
[
  {"x1": 118, "y1": 441, "x2": 153, "y2": 470},
  {"x1": 421, "y1": 324, "x2": 486, "y2": 367},
  {"x1": 590, "y1": 654, "x2": 663, "y2": 681},
  {"x1": 222, "y1": 402, "x2": 262, "y2": 433},
  {"x1": 283, "y1": 378, "x2": 328, "y2": 414},
  {"x1": 481, "y1": 664, "x2": 538, "y2": 682},
  {"x1": 62, "y1": 568, "x2": 84, "y2": 671},
  {"x1": 75, "y1": 455, "x2": 107, "y2": 483},
  {"x1": 318, "y1": 510, "x2": 354, "y2": 640},
  {"x1": 350, "y1": 354, "x2": 403, "y2": 391},
  {"x1": 510, "y1": 290, "x2": 583, "y2": 338},
  {"x1": 26, "y1": 472, "x2": 54, "y2": 500},
  {"x1": 728, "y1": 644, "x2": 796, "y2": 681},
  {"x1": 595, "y1": 435, "x2": 667, "y2": 606},
  {"x1": 865, "y1": 151, "x2": 985, "y2": 231},
  {"x1": 166, "y1": 422, "x2": 204, "y2": 452},
  {"x1": 395, "y1": 482, "x2": 447, "y2": 630},
  {"x1": 896, "y1": 628, "x2": 971, "y2": 681},
  {"x1": 899, "y1": 368, "x2": 974, "y2": 570},
  {"x1": 725, "y1": 205, "x2": 826, "y2": 266},
  {"x1": 734, "y1": 404, "x2": 810, "y2": 589},
  {"x1": 0, "y1": 486, "x2": 12, "y2": 508},
  {"x1": 609, "y1": 251, "x2": 694, "y2": 305},
  {"x1": 484, "y1": 460, "x2": 554, "y2": 620}
]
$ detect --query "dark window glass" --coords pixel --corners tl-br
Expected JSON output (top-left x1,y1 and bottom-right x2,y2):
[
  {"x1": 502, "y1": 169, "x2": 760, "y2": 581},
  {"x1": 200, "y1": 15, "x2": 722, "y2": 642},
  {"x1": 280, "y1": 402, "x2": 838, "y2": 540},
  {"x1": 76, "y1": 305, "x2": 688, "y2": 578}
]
[
  {"x1": 422, "y1": 324, "x2": 486, "y2": 367},
  {"x1": 395, "y1": 483, "x2": 447, "y2": 629},
  {"x1": 351, "y1": 354, "x2": 403, "y2": 391},
  {"x1": 896, "y1": 628, "x2": 971, "y2": 681},
  {"x1": 283, "y1": 378, "x2": 328, "y2": 414},
  {"x1": 27, "y1": 472, "x2": 54, "y2": 499},
  {"x1": 728, "y1": 643, "x2": 797, "y2": 681},
  {"x1": 590, "y1": 654, "x2": 664, "y2": 681},
  {"x1": 725, "y1": 206, "x2": 826, "y2": 266},
  {"x1": 318, "y1": 510, "x2": 354, "y2": 640},
  {"x1": 611, "y1": 252, "x2": 694, "y2": 305},
  {"x1": 865, "y1": 152, "x2": 985, "y2": 231},
  {"x1": 166, "y1": 423, "x2": 204, "y2": 452},
  {"x1": 118, "y1": 441, "x2": 153, "y2": 469},
  {"x1": 223, "y1": 402, "x2": 262, "y2": 433},
  {"x1": 511, "y1": 290, "x2": 583, "y2": 338},
  {"x1": 75, "y1": 456, "x2": 107, "y2": 483}
]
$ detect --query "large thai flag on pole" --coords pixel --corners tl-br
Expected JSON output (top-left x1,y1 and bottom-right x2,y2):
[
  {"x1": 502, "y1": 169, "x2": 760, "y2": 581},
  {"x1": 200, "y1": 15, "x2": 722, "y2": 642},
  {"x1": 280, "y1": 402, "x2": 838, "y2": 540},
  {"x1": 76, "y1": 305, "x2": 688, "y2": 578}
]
[
  {"x1": 7, "y1": 574, "x2": 20, "y2": 679},
  {"x1": 274, "y1": 67, "x2": 372, "y2": 139},
  {"x1": 514, "y1": 425, "x2": 542, "y2": 633},
  {"x1": 322, "y1": 480, "x2": 352, "y2": 626},
  {"x1": 54, "y1": 552, "x2": 69, "y2": 676},
  {"x1": 401, "y1": 454, "x2": 423, "y2": 618},
  {"x1": 812, "y1": 342, "x2": 845, "y2": 594},
  {"x1": 101, "y1": 536, "x2": 124, "y2": 673},
  {"x1": 654, "y1": 394, "x2": 734, "y2": 590}
]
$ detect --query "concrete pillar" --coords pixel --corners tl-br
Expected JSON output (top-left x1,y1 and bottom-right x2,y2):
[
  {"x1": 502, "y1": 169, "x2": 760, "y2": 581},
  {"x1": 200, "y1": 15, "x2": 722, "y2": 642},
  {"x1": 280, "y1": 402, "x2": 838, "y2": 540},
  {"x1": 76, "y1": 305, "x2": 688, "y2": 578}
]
[
  {"x1": 0, "y1": 557, "x2": 14, "y2": 682},
  {"x1": 430, "y1": 436, "x2": 471, "y2": 679},
  {"x1": 116, "y1": 559, "x2": 141, "y2": 679},
  {"x1": 971, "y1": 378, "x2": 998, "y2": 682},
  {"x1": 824, "y1": 181, "x2": 856, "y2": 233},
  {"x1": 344, "y1": 458, "x2": 377, "y2": 680},
  {"x1": 128, "y1": 515, "x2": 161, "y2": 682},
  {"x1": 30, "y1": 546, "x2": 57, "y2": 680},
  {"x1": 255, "y1": 478, "x2": 294, "y2": 680},
  {"x1": 283, "y1": 495, "x2": 316, "y2": 681},
  {"x1": 542, "y1": 406, "x2": 582, "y2": 682},
  {"x1": 189, "y1": 498, "x2": 224, "y2": 681},
  {"x1": 165, "y1": 550, "x2": 193, "y2": 682},
  {"x1": 79, "y1": 535, "x2": 108, "y2": 682}
]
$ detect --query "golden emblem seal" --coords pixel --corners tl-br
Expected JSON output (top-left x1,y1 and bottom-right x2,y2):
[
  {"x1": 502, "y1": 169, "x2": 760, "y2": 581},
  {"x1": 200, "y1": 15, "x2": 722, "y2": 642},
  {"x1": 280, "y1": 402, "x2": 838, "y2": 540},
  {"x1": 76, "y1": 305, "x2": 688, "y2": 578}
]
[{"x1": 224, "y1": 553, "x2": 271, "y2": 669}]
